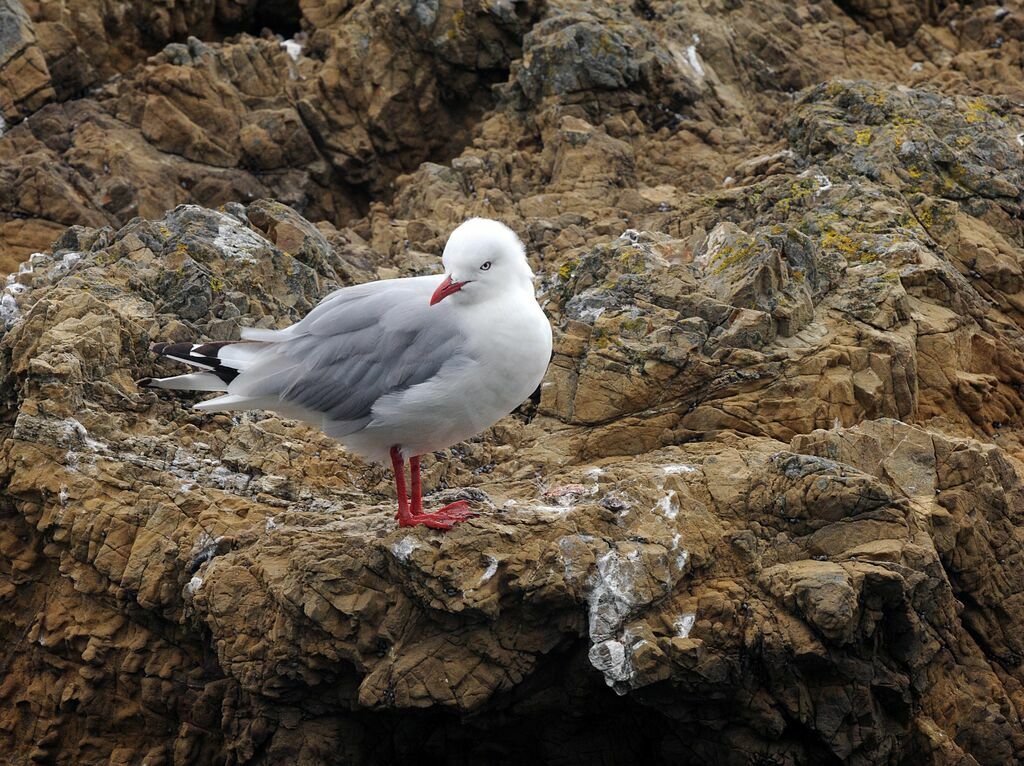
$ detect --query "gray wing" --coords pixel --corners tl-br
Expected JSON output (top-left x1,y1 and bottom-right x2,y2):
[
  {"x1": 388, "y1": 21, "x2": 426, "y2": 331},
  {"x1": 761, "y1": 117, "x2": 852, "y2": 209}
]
[{"x1": 230, "y1": 276, "x2": 466, "y2": 428}]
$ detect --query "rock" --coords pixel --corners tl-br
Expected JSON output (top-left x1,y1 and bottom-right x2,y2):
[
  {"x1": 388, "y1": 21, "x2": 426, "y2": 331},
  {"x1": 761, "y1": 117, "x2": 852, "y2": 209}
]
[
  {"x1": 508, "y1": 11, "x2": 704, "y2": 112},
  {"x1": 5, "y1": 0, "x2": 1024, "y2": 763},
  {"x1": 0, "y1": 0, "x2": 55, "y2": 120},
  {"x1": 0, "y1": 0, "x2": 543, "y2": 265},
  {"x1": 834, "y1": 0, "x2": 935, "y2": 45},
  {"x1": 4, "y1": 195, "x2": 1024, "y2": 762}
]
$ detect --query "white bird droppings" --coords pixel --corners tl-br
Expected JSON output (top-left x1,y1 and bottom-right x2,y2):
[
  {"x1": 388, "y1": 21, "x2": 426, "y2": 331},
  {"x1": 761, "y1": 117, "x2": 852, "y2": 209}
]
[
  {"x1": 61, "y1": 418, "x2": 105, "y2": 451},
  {"x1": 686, "y1": 46, "x2": 704, "y2": 77},
  {"x1": 587, "y1": 549, "x2": 642, "y2": 643},
  {"x1": 211, "y1": 212, "x2": 266, "y2": 262},
  {"x1": 662, "y1": 463, "x2": 698, "y2": 475},
  {"x1": 1, "y1": 293, "x2": 21, "y2": 328},
  {"x1": 280, "y1": 39, "x2": 302, "y2": 61},
  {"x1": 670, "y1": 534, "x2": 690, "y2": 570},
  {"x1": 51, "y1": 252, "x2": 82, "y2": 280},
  {"x1": 655, "y1": 490, "x2": 679, "y2": 520},
  {"x1": 686, "y1": 35, "x2": 705, "y2": 78},
  {"x1": 588, "y1": 637, "x2": 631, "y2": 693},
  {"x1": 674, "y1": 613, "x2": 696, "y2": 638},
  {"x1": 390, "y1": 537, "x2": 418, "y2": 563},
  {"x1": 478, "y1": 555, "x2": 499, "y2": 585}
]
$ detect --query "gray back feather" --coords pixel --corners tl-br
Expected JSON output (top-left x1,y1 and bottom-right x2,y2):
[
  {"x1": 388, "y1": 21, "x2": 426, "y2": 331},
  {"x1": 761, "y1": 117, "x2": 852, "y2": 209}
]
[{"x1": 230, "y1": 277, "x2": 467, "y2": 423}]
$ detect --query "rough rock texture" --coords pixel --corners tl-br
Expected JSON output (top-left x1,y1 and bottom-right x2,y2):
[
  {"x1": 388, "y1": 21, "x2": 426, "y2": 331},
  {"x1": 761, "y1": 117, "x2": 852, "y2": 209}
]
[
  {"x1": 4, "y1": 1, "x2": 1024, "y2": 765},
  {"x1": 0, "y1": 0, "x2": 544, "y2": 272}
]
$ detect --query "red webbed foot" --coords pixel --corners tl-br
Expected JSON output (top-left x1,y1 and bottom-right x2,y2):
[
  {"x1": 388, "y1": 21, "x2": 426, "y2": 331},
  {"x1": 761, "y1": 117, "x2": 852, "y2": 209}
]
[
  {"x1": 397, "y1": 501, "x2": 477, "y2": 530},
  {"x1": 391, "y1": 448, "x2": 478, "y2": 530}
]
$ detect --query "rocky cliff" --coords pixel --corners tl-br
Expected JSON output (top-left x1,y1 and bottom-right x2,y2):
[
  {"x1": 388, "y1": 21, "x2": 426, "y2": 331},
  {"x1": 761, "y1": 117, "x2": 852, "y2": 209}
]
[{"x1": 3, "y1": 1, "x2": 1024, "y2": 764}]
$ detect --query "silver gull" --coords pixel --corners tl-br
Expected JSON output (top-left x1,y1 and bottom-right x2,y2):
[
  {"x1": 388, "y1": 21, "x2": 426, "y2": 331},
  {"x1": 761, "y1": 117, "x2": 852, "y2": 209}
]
[{"x1": 141, "y1": 218, "x2": 552, "y2": 529}]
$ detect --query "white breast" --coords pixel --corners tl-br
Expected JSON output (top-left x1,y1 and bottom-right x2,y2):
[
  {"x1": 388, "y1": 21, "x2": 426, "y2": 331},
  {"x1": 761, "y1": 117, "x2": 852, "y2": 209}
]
[{"x1": 342, "y1": 292, "x2": 551, "y2": 462}]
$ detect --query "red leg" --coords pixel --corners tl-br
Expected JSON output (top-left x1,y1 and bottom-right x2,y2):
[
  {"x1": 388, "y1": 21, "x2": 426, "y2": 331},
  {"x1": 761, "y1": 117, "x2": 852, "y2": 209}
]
[
  {"x1": 390, "y1": 445, "x2": 411, "y2": 525},
  {"x1": 395, "y1": 452, "x2": 477, "y2": 530},
  {"x1": 410, "y1": 455, "x2": 423, "y2": 515}
]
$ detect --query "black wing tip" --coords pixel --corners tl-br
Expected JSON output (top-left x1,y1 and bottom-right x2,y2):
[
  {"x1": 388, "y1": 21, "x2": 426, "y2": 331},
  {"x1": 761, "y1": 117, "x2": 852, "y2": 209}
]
[
  {"x1": 151, "y1": 340, "x2": 247, "y2": 359},
  {"x1": 148, "y1": 339, "x2": 241, "y2": 385},
  {"x1": 153, "y1": 341, "x2": 194, "y2": 357},
  {"x1": 136, "y1": 377, "x2": 154, "y2": 388},
  {"x1": 194, "y1": 340, "x2": 238, "y2": 355}
]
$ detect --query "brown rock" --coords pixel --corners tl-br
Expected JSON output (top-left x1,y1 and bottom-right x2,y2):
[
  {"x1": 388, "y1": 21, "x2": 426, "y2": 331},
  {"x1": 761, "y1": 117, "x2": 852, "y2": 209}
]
[
  {"x1": 5, "y1": 0, "x2": 1024, "y2": 763},
  {"x1": 0, "y1": 0, "x2": 55, "y2": 120}
]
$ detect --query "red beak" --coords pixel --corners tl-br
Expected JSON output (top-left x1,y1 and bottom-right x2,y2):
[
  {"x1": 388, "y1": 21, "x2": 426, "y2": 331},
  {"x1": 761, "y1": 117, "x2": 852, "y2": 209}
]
[{"x1": 430, "y1": 275, "x2": 466, "y2": 306}]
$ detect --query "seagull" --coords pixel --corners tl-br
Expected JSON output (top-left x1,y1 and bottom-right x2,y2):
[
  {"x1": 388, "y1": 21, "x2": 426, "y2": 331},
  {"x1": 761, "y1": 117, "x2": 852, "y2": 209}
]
[{"x1": 141, "y1": 218, "x2": 553, "y2": 530}]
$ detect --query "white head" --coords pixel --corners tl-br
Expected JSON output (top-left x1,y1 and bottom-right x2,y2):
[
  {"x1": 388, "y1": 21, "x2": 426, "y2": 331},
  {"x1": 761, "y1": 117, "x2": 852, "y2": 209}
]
[{"x1": 430, "y1": 218, "x2": 535, "y2": 306}]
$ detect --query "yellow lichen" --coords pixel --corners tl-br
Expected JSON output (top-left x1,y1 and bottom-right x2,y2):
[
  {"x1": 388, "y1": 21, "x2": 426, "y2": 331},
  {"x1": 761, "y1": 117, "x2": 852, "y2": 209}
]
[
  {"x1": 710, "y1": 240, "x2": 757, "y2": 274},
  {"x1": 854, "y1": 128, "x2": 872, "y2": 147},
  {"x1": 790, "y1": 178, "x2": 817, "y2": 200},
  {"x1": 616, "y1": 247, "x2": 647, "y2": 274},
  {"x1": 821, "y1": 229, "x2": 861, "y2": 258},
  {"x1": 619, "y1": 316, "x2": 648, "y2": 334},
  {"x1": 888, "y1": 115, "x2": 922, "y2": 144},
  {"x1": 446, "y1": 9, "x2": 466, "y2": 40},
  {"x1": 964, "y1": 99, "x2": 993, "y2": 124}
]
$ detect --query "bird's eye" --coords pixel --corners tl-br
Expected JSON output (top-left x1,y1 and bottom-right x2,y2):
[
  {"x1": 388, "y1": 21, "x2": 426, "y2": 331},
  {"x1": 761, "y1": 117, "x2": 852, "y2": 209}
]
[{"x1": 480, "y1": 261, "x2": 492, "y2": 271}]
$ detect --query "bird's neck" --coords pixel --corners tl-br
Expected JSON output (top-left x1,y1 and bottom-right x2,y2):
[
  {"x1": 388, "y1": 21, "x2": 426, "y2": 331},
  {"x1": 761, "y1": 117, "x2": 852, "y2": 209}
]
[{"x1": 511, "y1": 266, "x2": 538, "y2": 297}]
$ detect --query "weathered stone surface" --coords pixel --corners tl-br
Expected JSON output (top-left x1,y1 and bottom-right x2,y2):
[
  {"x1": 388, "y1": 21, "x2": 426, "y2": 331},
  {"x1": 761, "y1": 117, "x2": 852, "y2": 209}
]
[
  {"x1": 5, "y1": 1, "x2": 1024, "y2": 764},
  {"x1": 0, "y1": 0, "x2": 55, "y2": 119},
  {"x1": 0, "y1": 0, "x2": 544, "y2": 270}
]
